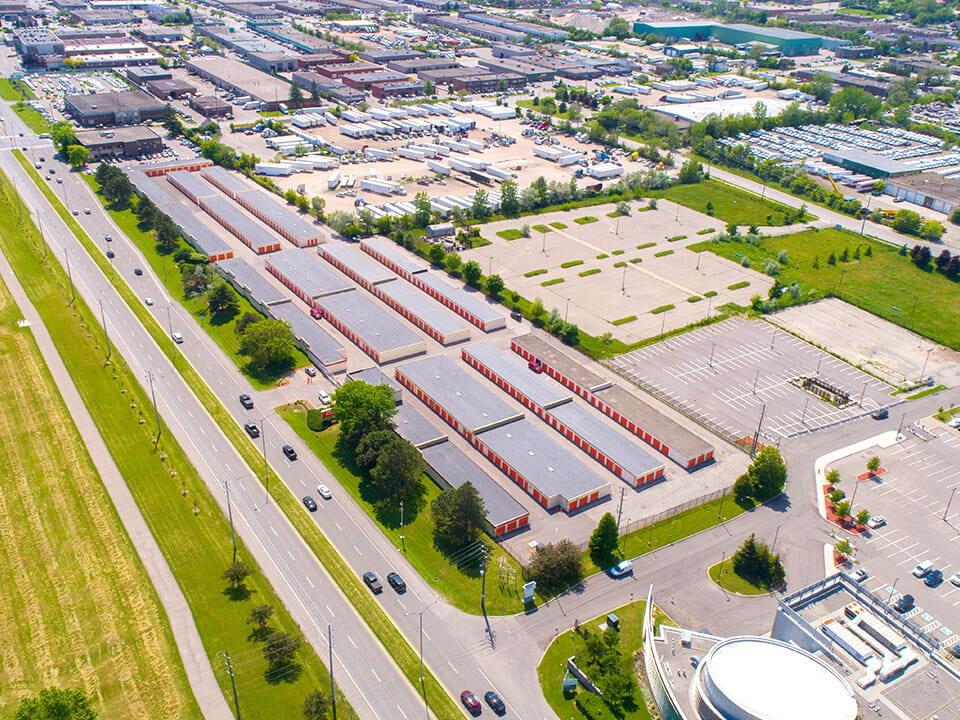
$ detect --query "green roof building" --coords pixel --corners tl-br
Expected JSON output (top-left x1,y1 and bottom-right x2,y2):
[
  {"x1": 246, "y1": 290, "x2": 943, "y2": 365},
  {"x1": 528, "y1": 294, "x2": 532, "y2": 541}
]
[{"x1": 633, "y1": 21, "x2": 823, "y2": 56}]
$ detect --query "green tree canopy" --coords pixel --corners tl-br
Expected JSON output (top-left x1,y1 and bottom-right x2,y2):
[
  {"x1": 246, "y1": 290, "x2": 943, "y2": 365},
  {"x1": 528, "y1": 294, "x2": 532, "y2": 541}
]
[
  {"x1": 588, "y1": 512, "x2": 619, "y2": 567},
  {"x1": 462, "y1": 260, "x2": 482, "y2": 286},
  {"x1": 14, "y1": 688, "x2": 97, "y2": 720},
  {"x1": 368, "y1": 435, "x2": 423, "y2": 503},
  {"x1": 432, "y1": 481, "x2": 486, "y2": 547},
  {"x1": 238, "y1": 318, "x2": 297, "y2": 373},
  {"x1": 331, "y1": 381, "x2": 397, "y2": 448},
  {"x1": 207, "y1": 281, "x2": 239, "y2": 319},
  {"x1": 222, "y1": 561, "x2": 251, "y2": 589},
  {"x1": 66, "y1": 144, "x2": 89, "y2": 169},
  {"x1": 528, "y1": 539, "x2": 583, "y2": 591},
  {"x1": 303, "y1": 690, "x2": 330, "y2": 720}
]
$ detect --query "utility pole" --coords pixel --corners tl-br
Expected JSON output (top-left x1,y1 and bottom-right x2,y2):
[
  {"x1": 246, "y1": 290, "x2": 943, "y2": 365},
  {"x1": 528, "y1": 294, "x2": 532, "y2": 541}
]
[
  {"x1": 38, "y1": 211, "x2": 47, "y2": 261},
  {"x1": 919, "y1": 347, "x2": 933, "y2": 383},
  {"x1": 260, "y1": 419, "x2": 269, "y2": 502},
  {"x1": 616, "y1": 486, "x2": 625, "y2": 532},
  {"x1": 944, "y1": 488, "x2": 956, "y2": 522},
  {"x1": 328, "y1": 625, "x2": 337, "y2": 720},
  {"x1": 564, "y1": 297, "x2": 570, "y2": 322},
  {"x1": 753, "y1": 368, "x2": 760, "y2": 394},
  {"x1": 148, "y1": 369, "x2": 161, "y2": 451},
  {"x1": 65, "y1": 248, "x2": 76, "y2": 306},
  {"x1": 220, "y1": 652, "x2": 241, "y2": 720},
  {"x1": 750, "y1": 403, "x2": 766, "y2": 457},
  {"x1": 225, "y1": 480, "x2": 237, "y2": 564},
  {"x1": 660, "y1": 307, "x2": 667, "y2": 339},
  {"x1": 400, "y1": 499, "x2": 405, "y2": 551},
  {"x1": 801, "y1": 397, "x2": 809, "y2": 425},
  {"x1": 99, "y1": 298, "x2": 110, "y2": 361},
  {"x1": 709, "y1": 342, "x2": 716, "y2": 368}
]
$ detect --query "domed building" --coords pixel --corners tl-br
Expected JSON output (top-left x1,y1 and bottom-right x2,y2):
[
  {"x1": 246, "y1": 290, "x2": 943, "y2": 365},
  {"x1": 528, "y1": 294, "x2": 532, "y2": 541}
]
[{"x1": 691, "y1": 636, "x2": 859, "y2": 720}]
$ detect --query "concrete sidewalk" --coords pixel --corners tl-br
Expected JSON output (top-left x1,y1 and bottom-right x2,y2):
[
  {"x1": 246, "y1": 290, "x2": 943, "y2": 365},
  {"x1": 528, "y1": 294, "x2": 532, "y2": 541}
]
[{"x1": 0, "y1": 244, "x2": 232, "y2": 720}]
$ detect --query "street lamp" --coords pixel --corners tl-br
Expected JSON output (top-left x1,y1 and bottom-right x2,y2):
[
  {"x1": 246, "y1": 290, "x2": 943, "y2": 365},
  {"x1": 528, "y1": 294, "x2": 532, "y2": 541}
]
[{"x1": 406, "y1": 599, "x2": 439, "y2": 720}]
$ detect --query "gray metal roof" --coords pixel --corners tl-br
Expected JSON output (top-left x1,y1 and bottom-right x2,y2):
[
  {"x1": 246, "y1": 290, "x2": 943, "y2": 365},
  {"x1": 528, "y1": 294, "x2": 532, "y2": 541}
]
[
  {"x1": 199, "y1": 195, "x2": 284, "y2": 253},
  {"x1": 511, "y1": 333, "x2": 612, "y2": 393},
  {"x1": 361, "y1": 235, "x2": 429, "y2": 276},
  {"x1": 319, "y1": 242, "x2": 396, "y2": 285},
  {"x1": 166, "y1": 170, "x2": 217, "y2": 202},
  {"x1": 377, "y1": 279, "x2": 470, "y2": 342},
  {"x1": 345, "y1": 366, "x2": 403, "y2": 404},
  {"x1": 128, "y1": 169, "x2": 179, "y2": 207},
  {"x1": 821, "y1": 148, "x2": 912, "y2": 176},
  {"x1": 547, "y1": 401, "x2": 664, "y2": 478},
  {"x1": 478, "y1": 418, "x2": 610, "y2": 504},
  {"x1": 267, "y1": 248, "x2": 354, "y2": 298},
  {"x1": 415, "y1": 272, "x2": 506, "y2": 327},
  {"x1": 246, "y1": 190, "x2": 324, "y2": 244},
  {"x1": 396, "y1": 354, "x2": 522, "y2": 434},
  {"x1": 421, "y1": 440, "x2": 529, "y2": 527},
  {"x1": 201, "y1": 165, "x2": 260, "y2": 200},
  {"x1": 162, "y1": 202, "x2": 233, "y2": 258},
  {"x1": 593, "y1": 383, "x2": 713, "y2": 459},
  {"x1": 393, "y1": 402, "x2": 448, "y2": 448},
  {"x1": 462, "y1": 342, "x2": 570, "y2": 409},
  {"x1": 269, "y1": 301, "x2": 346, "y2": 367},
  {"x1": 216, "y1": 257, "x2": 289, "y2": 306},
  {"x1": 316, "y1": 290, "x2": 426, "y2": 359}
]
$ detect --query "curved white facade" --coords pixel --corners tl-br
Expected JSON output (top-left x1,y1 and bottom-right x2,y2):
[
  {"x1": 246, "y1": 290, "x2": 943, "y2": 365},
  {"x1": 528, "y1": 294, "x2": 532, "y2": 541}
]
[{"x1": 694, "y1": 636, "x2": 857, "y2": 720}]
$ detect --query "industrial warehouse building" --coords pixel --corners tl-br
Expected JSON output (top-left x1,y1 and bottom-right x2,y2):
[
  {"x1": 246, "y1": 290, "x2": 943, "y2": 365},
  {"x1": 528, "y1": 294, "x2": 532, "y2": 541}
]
[
  {"x1": 75, "y1": 126, "x2": 163, "y2": 160},
  {"x1": 360, "y1": 235, "x2": 429, "y2": 281},
  {"x1": 216, "y1": 257, "x2": 290, "y2": 314},
  {"x1": 319, "y1": 241, "x2": 397, "y2": 291},
  {"x1": 820, "y1": 148, "x2": 914, "y2": 179},
  {"x1": 268, "y1": 301, "x2": 347, "y2": 372},
  {"x1": 266, "y1": 248, "x2": 353, "y2": 306},
  {"x1": 395, "y1": 354, "x2": 610, "y2": 512},
  {"x1": 883, "y1": 172, "x2": 960, "y2": 214},
  {"x1": 633, "y1": 21, "x2": 824, "y2": 56},
  {"x1": 185, "y1": 55, "x2": 315, "y2": 111},
  {"x1": 317, "y1": 290, "x2": 427, "y2": 364},
  {"x1": 511, "y1": 334, "x2": 714, "y2": 469},
  {"x1": 64, "y1": 89, "x2": 165, "y2": 126},
  {"x1": 462, "y1": 343, "x2": 665, "y2": 487}
]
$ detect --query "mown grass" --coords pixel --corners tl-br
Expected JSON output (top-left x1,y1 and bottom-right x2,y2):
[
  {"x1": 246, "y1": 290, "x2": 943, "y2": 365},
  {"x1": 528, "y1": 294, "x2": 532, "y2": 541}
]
[
  {"x1": 579, "y1": 268, "x2": 601, "y2": 277},
  {"x1": 0, "y1": 77, "x2": 34, "y2": 101},
  {"x1": 533, "y1": 224, "x2": 551, "y2": 233},
  {"x1": 654, "y1": 250, "x2": 674, "y2": 258},
  {"x1": 0, "y1": 167, "x2": 359, "y2": 720},
  {"x1": 709, "y1": 560, "x2": 771, "y2": 595},
  {"x1": 496, "y1": 228, "x2": 525, "y2": 241},
  {"x1": 637, "y1": 242, "x2": 656, "y2": 250},
  {"x1": 650, "y1": 304, "x2": 674, "y2": 314},
  {"x1": 0, "y1": 275, "x2": 198, "y2": 719},
  {"x1": 560, "y1": 260, "x2": 584, "y2": 269},
  {"x1": 550, "y1": 222, "x2": 567, "y2": 229},
  {"x1": 12, "y1": 102, "x2": 49, "y2": 133},
  {"x1": 651, "y1": 179, "x2": 799, "y2": 226},
  {"x1": 542, "y1": 277, "x2": 564, "y2": 287},
  {"x1": 692, "y1": 227, "x2": 960, "y2": 350},
  {"x1": 524, "y1": 268, "x2": 548, "y2": 277},
  {"x1": 81, "y1": 174, "x2": 308, "y2": 389},
  {"x1": 16, "y1": 153, "x2": 464, "y2": 720},
  {"x1": 611, "y1": 315, "x2": 637, "y2": 326},
  {"x1": 727, "y1": 281, "x2": 750, "y2": 290},
  {"x1": 277, "y1": 407, "x2": 532, "y2": 614},
  {"x1": 574, "y1": 216, "x2": 598, "y2": 225}
]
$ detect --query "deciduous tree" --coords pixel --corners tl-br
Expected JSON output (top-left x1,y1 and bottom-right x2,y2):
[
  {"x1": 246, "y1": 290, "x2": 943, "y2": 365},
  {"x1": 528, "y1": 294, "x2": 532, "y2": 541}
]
[
  {"x1": 588, "y1": 512, "x2": 619, "y2": 567},
  {"x1": 331, "y1": 381, "x2": 397, "y2": 448},
  {"x1": 238, "y1": 318, "x2": 296, "y2": 373},
  {"x1": 432, "y1": 482, "x2": 486, "y2": 547},
  {"x1": 222, "y1": 561, "x2": 251, "y2": 589},
  {"x1": 528, "y1": 539, "x2": 583, "y2": 591}
]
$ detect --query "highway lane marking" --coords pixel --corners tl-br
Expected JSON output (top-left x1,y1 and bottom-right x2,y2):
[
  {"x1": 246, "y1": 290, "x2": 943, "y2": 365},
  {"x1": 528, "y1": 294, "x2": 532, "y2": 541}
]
[
  {"x1": 326, "y1": 604, "x2": 335, "y2": 618},
  {"x1": 447, "y1": 661, "x2": 459, "y2": 675},
  {"x1": 354, "y1": 545, "x2": 362, "y2": 556},
  {"x1": 370, "y1": 668, "x2": 380, "y2": 682},
  {"x1": 422, "y1": 630, "x2": 431, "y2": 641},
  {"x1": 348, "y1": 635, "x2": 357, "y2": 648},
  {"x1": 334, "y1": 521, "x2": 342, "y2": 531},
  {"x1": 306, "y1": 575, "x2": 314, "y2": 588},
  {"x1": 270, "y1": 525, "x2": 278, "y2": 536},
  {"x1": 397, "y1": 705, "x2": 407, "y2": 720},
  {"x1": 287, "y1": 549, "x2": 295, "y2": 561}
]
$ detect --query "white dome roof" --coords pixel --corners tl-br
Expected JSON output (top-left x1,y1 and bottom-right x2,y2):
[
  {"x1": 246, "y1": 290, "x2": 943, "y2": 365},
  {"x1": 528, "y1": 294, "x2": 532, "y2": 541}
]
[{"x1": 701, "y1": 636, "x2": 858, "y2": 720}]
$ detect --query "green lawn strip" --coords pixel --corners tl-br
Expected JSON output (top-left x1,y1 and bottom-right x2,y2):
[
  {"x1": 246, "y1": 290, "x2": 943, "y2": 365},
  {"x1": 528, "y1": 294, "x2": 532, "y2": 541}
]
[
  {"x1": 581, "y1": 491, "x2": 746, "y2": 577},
  {"x1": 650, "y1": 304, "x2": 674, "y2": 314},
  {"x1": 0, "y1": 77, "x2": 35, "y2": 100},
  {"x1": 523, "y1": 268, "x2": 548, "y2": 277},
  {"x1": 696, "y1": 228, "x2": 716, "y2": 235},
  {"x1": 574, "y1": 216, "x2": 598, "y2": 225},
  {"x1": 907, "y1": 384, "x2": 946, "y2": 400},
  {"x1": 667, "y1": 235, "x2": 687, "y2": 242},
  {"x1": 0, "y1": 169, "x2": 359, "y2": 720},
  {"x1": 550, "y1": 222, "x2": 567, "y2": 229},
  {"x1": 935, "y1": 406, "x2": 960, "y2": 422},
  {"x1": 708, "y1": 560, "x2": 770, "y2": 595},
  {"x1": 515, "y1": 99, "x2": 577, "y2": 120},
  {"x1": 687, "y1": 296, "x2": 702, "y2": 303},
  {"x1": 606, "y1": 211, "x2": 619, "y2": 218},
  {"x1": 16, "y1": 153, "x2": 462, "y2": 720},
  {"x1": 692, "y1": 227, "x2": 960, "y2": 350},
  {"x1": 0, "y1": 274, "x2": 199, "y2": 719},
  {"x1": 541, "y1": 277, "x2": 564, "y2": 287},
  {"x1": 629, "y1": 257, "x2": 641, "y2": 263},
  {"x1": 611, "y1": 249, "x2": 625, "y2": 255},
  {"x1": 12, "y1": 102, "x2": 50, "y2": 133},
  {"x1": 726, "y1": 281, "x2": 750, "y2": 290},
  {"x1": 611, "y1": 315, "x2": 636, "y2": 326},
  {"x1": 532, "y1": 224, "x2": 551, "y2": 233},
  {"x1": 596, "y1": 253, "x2": 609, "y2": 260},
  {"x1": 277, "y1": 407, "x2": 530, "y2": 615},
  {"x1": 80, "y1": 174, "x2": 307, "y2": 390},
  {"x1": 613, "y1": 261, "x2": 626, "y2": 268},
  {"x1": 650, "y1": 178, "x2": 800, "y2": 226},
  {"x1": 636, "y1": 242, "x2": 656, "y2": 250},
  {"x1": 496, "y1": 228, "x2": 524, "y2": 241},
  {"x1": 704, "y1": 290, "x2": 718, "y2": 297},
  {"x1": 560, "y1": 260, "x2": 584, "y2": 269},
  {"x1": 578, "y1": 268, "x2": 601, "y2": 277},
  {"x1": 653, "y1": 250, "x2": 673, "y2": 258}
]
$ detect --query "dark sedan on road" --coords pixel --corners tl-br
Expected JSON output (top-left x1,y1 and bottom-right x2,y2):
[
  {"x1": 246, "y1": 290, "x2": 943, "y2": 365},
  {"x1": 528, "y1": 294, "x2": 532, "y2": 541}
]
[
  {"x1": 387, "y1": 572, "x2": 406, "y2": 593},
  {"x1": 244, "y1": 421, "x2": 260, "y2": 438},
  {"x1": 282, "y1": 444, "x2": 297, "y2": 461},
  {"x1": 894, "y1": 594, "x2": 915, "y2": 613},
  {"x1": 238, "y1": 394, "x2": 254, "y2": 409},
  {"x1": 484, "y1": 691, "x2": 505, "y2": 715},
  {"x1": 302, "y1": 496, "x2": 317, "y2": 512},
  {"x1": 461, "y1": 691, "x2": 481, "y2": 715}
]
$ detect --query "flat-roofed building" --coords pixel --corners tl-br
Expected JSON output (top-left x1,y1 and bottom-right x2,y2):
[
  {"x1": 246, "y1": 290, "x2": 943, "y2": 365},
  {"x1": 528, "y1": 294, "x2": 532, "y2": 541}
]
[
  {"x1": 387, "y1": 57, "x2": 458, "y2": 74},
  {"x1": 266, "y1": 248, "x2": 353, "y2": 307},
  {"x1": 189, "y1": 94, "x2": 232, "y2": 118},
  {"x1": 341, "y1": 70, "x2": 410, "y2": 90},
  {"x1": 375, "y1": 280, "x2": 470, "y2": 345},
  {"x1": 185, "y1": 55, "x2": 310, "y2": 111},
  {"x1": 216, "y1": 257, "x2": 289, "y2": 313},
  {"x1": 315, "y1": 61, "x2": 384, "y2": 79},
  {"x1": 478, "y1": 57, "x2": 555, "y2": 82},
  {"x1": 370, "y1": 80, "x2": 424, "y2": 99},
  {"x1": 317, "y1": 290, "x2": 427, "y2": 364},
  {"x1": 318, "y1": 241, "x2": 396, "y2": 291},
  {"x1": 76, "y1": 126, "x2": 163, "y2": 160},
  {"x1": 269, "y1": 301, "x2": 347, "y2": 372},
  {"x1": 64, "y1": 89, "x2": 164, "y2": 127},
  {"x1": 247, "y1": 51, "x2": 299, "y2": 74},
  {"x1": 127, "y1": 65, "x2": 171, "y2": 84},
  {"x1": 360, "y1": 235, "x2": 428, "y2": 281},
  {"x1": 884, "y1": 172, "x2": 960, "y2": 215},
  {"x1": 411, "y1": 272, "x2": 506, "y2": 332},
  {"x1": 146, "y1": 78, "x2": 196, "y2": 99}
]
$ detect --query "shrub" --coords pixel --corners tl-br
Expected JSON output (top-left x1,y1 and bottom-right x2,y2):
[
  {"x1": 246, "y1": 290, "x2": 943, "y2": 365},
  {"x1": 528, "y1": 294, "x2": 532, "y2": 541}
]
[
  {"x1": 763, "y1": 259, "x2": 780, "y2": 276},
  {"x1": 741, "y1": 257, "x2": 750, "y2": 268},
  {"x1": 648, "y1": 198, "x2": 657, "y2": 210},
  {"x1": 306, "y1": 408, "x2": 327, "y2": 432},
  {"x1": 777, "y1": 249, "x2": 789, "y2": 264}
]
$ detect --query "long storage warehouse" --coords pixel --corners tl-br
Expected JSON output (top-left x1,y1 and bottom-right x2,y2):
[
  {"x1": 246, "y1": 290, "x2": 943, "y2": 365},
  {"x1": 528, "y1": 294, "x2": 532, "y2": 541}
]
[
  {"x1": 269, "y1": 301, "x2": 347, "y2": 373},
  {"x1": 201, "y1": 165, "x2": 259, "y2": 202},
  {"x1": 319, "y1": 242, "x2": 396, "y2": 290},
  {"x1": 198, "y1": 194, "x2": 283, "y2": 254},
  {"x1": 166, "y1": 170, "x2": 218, "y2": 204},
  {"x1": 162, "y1": 202, "x2": 234, "y2": 262},
  {"x1": 234, "y1": 189, "x2": 325, "y2": 248},
  {"x1": 394, "y1": 354, "x2": 610, "y2": 512},
  {"x1": 317, "y1": 290, "x2": 426, "y2": 364},
  {"x1": 215, "y1": 257, "x2": 289, "y2": 313},
  {"x1": 375, "y1": 279, "x2": 471, "y2": 346},
  {"x1": 461, "y1": 342, "x2": 570, "y2": 416},
  {"x1": 411, "y1": 272, "x2": 506, "y2": 332},
  {"x1": 511, "y1": 334, "x2": 714, "y2": 469},
  {"x1": 360, "y1": 235, "x2": 429, "y2": 281},
  {"x1": 266, "y1": 248, "x2": 353, "y2": 308}
]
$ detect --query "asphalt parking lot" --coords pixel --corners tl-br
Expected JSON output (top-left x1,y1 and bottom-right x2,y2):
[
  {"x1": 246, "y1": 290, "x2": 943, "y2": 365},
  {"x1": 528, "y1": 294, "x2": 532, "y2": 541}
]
[
  {"x1": 613, "y1": 317, "x2": 896, "y2": 444},
  {"x1": 843, "y1": 425, "x2": 960, "y2": 649}
]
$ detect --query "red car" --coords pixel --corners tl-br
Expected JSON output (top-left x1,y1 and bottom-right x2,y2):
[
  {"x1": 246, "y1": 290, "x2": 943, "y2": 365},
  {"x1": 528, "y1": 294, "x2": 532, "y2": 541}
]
[
  {"x1": 310, "y1": 307, "x2": 323, "y2": 320},
  {"x1": 528, "y1": 359, "x2": 543, "y2": 373},
  {"x1": 460, "y1": 691, "x2": 481, "y2": 715}
]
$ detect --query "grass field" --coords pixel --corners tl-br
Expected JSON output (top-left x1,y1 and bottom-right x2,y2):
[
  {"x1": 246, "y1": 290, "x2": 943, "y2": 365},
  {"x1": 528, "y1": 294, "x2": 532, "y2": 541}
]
[
  {"x1": 708, "y1": 560, "x2": 771, "y2": 595},
  {"x1": 496, "y1": 228, "x2": 525, "y2": 240},
  {"x1": 12, "y1": 102, "x2": 49, "y2": 133},
  {"x1": 579, "y1": 268, "x2": 601, "y2": 277},
  {"x1": 538, "y1": 600, "x2": 672, "y2": 720},
  {"x1": 0, "y1": 167, "x2": 361, "y2": 720},
  {"x1": 277, "y1": 406, "x2": 532, "y2": 615},
  {"x1": 81, "y1": 175, "x2": 308, "y2": 389},
  {"x1": 651, "y1": 179, "x2": 800, "y2": 226},
  {"x1": 691, "y1": 227, "x2": 960, "y2": 350},
  {"x1": 541, "y1": 277, "x2": 564, "y2": 286},
  {"x1": 0, "y1": 277, "x2": 198, "y2": 719},
  {"x1": 550, "y1": 222, "x2": 567, "y2": 229},
  {"x1": 574, "y1": 216, "x2": 598, "y2": 225},
  {"x1": 17, "y1": 154, "x2": 464, "y2": 720},
  {"x1": 0, "y1": 78, "x2": 34, "y2": 101}
]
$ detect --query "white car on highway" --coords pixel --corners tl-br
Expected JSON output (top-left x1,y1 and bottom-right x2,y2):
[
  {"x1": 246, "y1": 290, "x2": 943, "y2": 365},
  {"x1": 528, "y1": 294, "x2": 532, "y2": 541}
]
[{"x1": 317, "y1": 484, "x2": 332, "y2": 500}]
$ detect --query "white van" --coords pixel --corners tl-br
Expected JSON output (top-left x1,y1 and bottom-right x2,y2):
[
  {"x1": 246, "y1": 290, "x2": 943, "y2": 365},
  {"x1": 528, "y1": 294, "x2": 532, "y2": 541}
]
[
  {"x1": 172, "y1": 332, "x2": 184, "y2": 344},
  {"x1": 912, "y1": 560, "x2": 934, "y2": 578}
]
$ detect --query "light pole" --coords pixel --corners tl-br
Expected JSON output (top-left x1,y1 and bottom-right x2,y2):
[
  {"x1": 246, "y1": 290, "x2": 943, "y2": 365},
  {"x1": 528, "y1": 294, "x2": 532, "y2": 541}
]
[
  {"x1": 564, "y1": 297, "x2": 570, "y2": 322},
  {"x1": 660, "y1": 308, "x2": 667, "y2": 339},
  {"x1": 399, "y1": 499, "x2": 405, "y2": 551},
  {"x1": 260, "y1": 418, "x2": 269, "y2": 503},
  {"x1": 887, "y1": 577, "x2": 899, "y2": 604},
  {"x1": 919, "y1": 346, "x2": 933, "y2": 383},
  {"x1": 99, "y1": 298, "x2": 111, "y2": 362},
  {"x1": 406, "y1": 600, "x2": 438, "y2": 720},
  {"x1": 223, "y1": 479, "x2": 237, "y2": 564}
]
